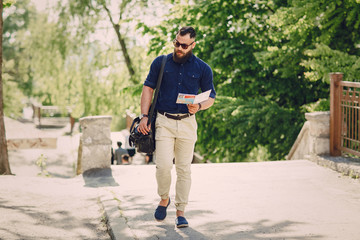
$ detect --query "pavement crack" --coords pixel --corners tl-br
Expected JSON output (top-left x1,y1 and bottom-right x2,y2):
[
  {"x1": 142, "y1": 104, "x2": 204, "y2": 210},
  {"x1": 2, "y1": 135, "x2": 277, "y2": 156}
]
[
  {"x1": 98, "y1": 196, "x2": 113, "y2": 240},
  {"x1": 112, "y1": 193, "x2": 139, "y2": 240},
  {"x1": 99, "y1": 191, "x2": 139, "y2": 240}
]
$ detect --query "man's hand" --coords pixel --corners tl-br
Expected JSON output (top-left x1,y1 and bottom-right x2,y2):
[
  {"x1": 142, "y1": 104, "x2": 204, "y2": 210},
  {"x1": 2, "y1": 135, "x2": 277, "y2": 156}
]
[
  {"x1": 138, "y1": 117, "x2": 151, "y2": 135},
  {"x1": 187, "y1": 103, "x2": 201, "y2": 114},
  {"x1": 188, "y1": 98, "x2": 215, "y2": 114}
]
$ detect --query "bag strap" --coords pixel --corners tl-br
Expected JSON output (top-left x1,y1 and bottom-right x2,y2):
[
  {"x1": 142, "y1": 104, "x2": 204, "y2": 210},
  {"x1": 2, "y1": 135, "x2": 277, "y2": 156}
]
[
  {"x1": 129, "y1": 116, "x2": 140, "y2": 133},
  {"x1": 147, "y1": 55, "x2": 167, "y2": 125}
]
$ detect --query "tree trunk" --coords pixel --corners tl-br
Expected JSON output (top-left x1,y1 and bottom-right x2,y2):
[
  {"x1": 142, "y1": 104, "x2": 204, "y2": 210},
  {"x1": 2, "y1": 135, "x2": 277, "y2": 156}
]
[
  {"x1": 102, "y1": 3, "x2": 138, "y2": 84},
  {"x1": 0, "y1": 0, "x2": 12, "y2": 175}
]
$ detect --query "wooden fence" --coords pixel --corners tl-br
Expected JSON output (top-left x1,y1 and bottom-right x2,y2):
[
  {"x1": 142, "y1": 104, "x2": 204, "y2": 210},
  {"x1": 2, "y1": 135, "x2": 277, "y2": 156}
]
[
  {"x1": 32, "y1": 105, "x2": 75, "y2": 132},
  {"x1": 330, "y1": 73, "x2": 360, "y2": 157}
]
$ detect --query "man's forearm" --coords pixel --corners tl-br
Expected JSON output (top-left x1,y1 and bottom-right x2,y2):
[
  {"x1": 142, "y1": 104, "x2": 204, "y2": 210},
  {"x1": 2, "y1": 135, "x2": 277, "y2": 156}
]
[
  {"x1": 139, "y1": 85, "x2": 154, "y2": 134},
  {"x1": 199, "y1": 97, "x2": 215, "y2": 110},
  {"x1": 141, "y1": 85, "x2": 154, "y2": 115}
]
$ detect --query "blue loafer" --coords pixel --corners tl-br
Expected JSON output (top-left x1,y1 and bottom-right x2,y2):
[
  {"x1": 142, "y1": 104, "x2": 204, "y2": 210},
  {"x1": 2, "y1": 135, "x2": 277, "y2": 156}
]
[
  {"x1": 154, "y1": 198, "x2": 170, "y2": 221},
  {"x1": 175, "y1": 216, "x2": 189, "y2": 228}
]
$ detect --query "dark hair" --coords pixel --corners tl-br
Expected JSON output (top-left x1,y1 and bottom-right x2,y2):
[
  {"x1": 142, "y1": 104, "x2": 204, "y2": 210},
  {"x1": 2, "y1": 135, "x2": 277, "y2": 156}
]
[
  {"x1": 117, "y1": 141, "x2": 122, "y2": 147},
  {"x1": 177, "y1": 26, "x2": 196, "y2": 39}
]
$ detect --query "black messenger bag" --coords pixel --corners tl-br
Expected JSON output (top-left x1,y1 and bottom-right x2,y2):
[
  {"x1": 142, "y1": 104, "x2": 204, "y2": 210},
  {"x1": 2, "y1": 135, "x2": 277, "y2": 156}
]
[{"x1": 129, "y1": 55, "x2": 167, "y2": 154}]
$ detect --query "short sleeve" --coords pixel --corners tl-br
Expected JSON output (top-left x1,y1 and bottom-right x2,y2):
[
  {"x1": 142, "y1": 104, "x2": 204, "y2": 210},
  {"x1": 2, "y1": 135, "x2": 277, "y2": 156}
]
[{"x1": 144, "y1": 56, "x2": 163, "y2": 89}]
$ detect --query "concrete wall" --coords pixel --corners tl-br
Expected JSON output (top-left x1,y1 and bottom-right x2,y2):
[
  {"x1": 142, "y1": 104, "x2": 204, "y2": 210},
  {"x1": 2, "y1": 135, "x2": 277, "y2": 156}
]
[
  {"x1": 78, "y1": 116, "x2": 112, "y2": 173},
  {"x1": 287, "y1": 112, "x2": 330, "y2": 160}
]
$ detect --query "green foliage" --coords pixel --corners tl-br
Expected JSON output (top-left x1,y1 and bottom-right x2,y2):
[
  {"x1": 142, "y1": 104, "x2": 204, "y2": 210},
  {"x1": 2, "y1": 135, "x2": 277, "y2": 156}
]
[
  {"x1": 139, "y1": 0, "x2": 332, "y2": 161},
  {"x1": 2, "y1": 0, "x2": 36, "y2": 117},
  {"x1": 5, "y1": 0, "x2": 360, "y2": 162},
  {"x1": 302, "y1": 98, "x2": 330, "y2": 112},
  {"x1": 302, "y1": 44, "x2": 360, "y2": 82},
  {"x1": 36, "y1": 154, "x2": 51, "y2": 177},
  {"x1": 2, "y1": 0, "x2": 155, "y2": 129},
  {"x1": 261, "y1": 0, "x2": 360, "y2": 84},
  {"x1": 196, "y1": 96, "x2": 303, "y2": 162},
  {"x1": 2, "y1": 74, "x2": 24, "y2": 118},
  {"x1": 246, "y1": 145, "x2": 271, "y2": 162},
  {"x1": 138, "y1": 0, "x2": 360, "y2": 161},
  {"x1": 3, "y1": 0, "x2": 15, "y2": 8}
]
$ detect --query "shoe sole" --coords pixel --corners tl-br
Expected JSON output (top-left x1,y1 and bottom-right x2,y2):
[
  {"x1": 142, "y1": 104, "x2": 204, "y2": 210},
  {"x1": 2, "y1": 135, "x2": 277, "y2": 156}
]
[{"x1": 176, "y1": 223, "x2": 189, "y2": 228}]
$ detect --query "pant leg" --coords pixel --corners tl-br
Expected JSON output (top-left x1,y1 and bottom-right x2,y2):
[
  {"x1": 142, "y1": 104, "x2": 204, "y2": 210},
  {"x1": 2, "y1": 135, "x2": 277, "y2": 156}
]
[
  {"x1": 155, "y1": 114, "x2": 176, "y2": 200},
  {"x1": 155, "y1": 136, "x2": 175, "y2": 200},
  {"x1": 174, "y1": 115, "x2": 197, "y2": 212},
  {"x1": 174, "y1": 138, "x2": 196, "y2": 211}
]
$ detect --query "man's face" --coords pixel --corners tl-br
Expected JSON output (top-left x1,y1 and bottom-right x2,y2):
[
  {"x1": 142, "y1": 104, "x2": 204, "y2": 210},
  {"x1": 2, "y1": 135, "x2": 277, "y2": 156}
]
[{"x1": 173, "y1": 33, "x2": 196, "y2": 63}]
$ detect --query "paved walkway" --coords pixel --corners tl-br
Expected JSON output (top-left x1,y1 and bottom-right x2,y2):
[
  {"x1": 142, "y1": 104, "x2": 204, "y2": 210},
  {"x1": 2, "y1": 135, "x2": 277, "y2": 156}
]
[
  {"x1": 0, "y1": 175, "x2": 110, "y2": 240},
  {"x1": 2, "y1": 159, "x2": 360, "y2": 239},
  {"x1": 2, "y1": 118, "x2": 360, "y2": 239},
  {"x1": 103, "y1": 161, "x2": 360, "y2": 240}
]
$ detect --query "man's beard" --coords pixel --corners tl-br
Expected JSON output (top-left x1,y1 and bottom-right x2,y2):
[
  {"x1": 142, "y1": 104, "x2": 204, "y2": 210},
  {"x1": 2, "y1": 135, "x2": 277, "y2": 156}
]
[{"x1": 173, "y1": 49, "x2": 193, "y2": 64}]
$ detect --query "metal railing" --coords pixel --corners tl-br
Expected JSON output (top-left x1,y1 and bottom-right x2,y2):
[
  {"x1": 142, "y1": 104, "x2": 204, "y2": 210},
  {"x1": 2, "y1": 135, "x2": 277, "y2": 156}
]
[{"x1": 330, "y1": 73, "x2": 360, "y2": 157}]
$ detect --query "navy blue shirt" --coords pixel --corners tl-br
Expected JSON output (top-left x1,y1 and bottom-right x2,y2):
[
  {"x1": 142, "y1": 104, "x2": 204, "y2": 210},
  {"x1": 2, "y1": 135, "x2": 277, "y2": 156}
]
[{"x1": 144, "y1": 53, "x2": 216, "y2": 114}]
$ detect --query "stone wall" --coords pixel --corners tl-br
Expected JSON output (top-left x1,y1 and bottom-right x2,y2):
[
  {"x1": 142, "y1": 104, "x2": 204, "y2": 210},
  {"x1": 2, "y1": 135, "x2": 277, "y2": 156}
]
[{"x1": 287, "y1": 112, "x2": 330, "y2": 160}]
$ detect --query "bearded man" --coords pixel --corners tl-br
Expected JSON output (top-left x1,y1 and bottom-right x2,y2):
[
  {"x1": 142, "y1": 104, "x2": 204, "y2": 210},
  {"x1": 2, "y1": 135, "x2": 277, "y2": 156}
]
[{"x1": 138, "y1": 26, "x2": 216, "y2": 228}]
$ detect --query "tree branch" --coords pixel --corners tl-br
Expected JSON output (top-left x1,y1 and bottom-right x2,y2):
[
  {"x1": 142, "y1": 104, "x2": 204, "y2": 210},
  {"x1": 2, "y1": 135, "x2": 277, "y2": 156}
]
[{"x1": 101, "y1": 2, "x2": 137, "y2": 83}]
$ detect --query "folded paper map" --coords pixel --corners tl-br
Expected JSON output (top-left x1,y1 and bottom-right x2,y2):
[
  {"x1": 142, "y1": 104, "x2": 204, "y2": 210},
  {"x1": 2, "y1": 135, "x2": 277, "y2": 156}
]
[{"x1": 176, "y1": 90, "x2": 211, "y2": 104}]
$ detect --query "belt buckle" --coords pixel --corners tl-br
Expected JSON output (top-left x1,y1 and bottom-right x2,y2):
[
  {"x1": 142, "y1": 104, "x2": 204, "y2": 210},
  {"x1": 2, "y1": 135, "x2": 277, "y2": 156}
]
[{"x1": 173, "y1": 114, "x2": 182, "y2": 120}]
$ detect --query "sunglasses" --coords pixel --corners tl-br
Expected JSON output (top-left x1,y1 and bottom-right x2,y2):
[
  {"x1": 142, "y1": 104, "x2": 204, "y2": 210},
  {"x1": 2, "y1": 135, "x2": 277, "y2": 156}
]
[{"x1": 173, "y1": 39, "x2": 194, "y2": 49}]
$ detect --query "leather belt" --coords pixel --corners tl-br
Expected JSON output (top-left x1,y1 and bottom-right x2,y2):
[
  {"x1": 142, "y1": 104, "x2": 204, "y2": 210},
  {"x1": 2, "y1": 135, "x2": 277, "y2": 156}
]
[{"x1": 158, "y1": 111, "x2": 193, "y2": 120}]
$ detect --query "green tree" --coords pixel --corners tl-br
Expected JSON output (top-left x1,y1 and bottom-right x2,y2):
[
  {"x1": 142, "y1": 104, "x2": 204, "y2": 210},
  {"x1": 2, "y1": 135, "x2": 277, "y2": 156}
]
[
  {"x1": 196, "y1": 96, "x2": 303, "y2": 162},
  {"x1": 2, "y1": 0, "x2": 33, "y2": 117},
  {"x1": 60, "y1": 0, "x2": 153, "y2": 84},
  {"x1": 4, "y1": 0, "x2": 156, "y2": 129},
  {"x1": 296, "y1": 0, "x2": 360, "y2": 83},
  {"x1": 140, "y1": 0, "x2": 349, "y2": 162},
  {"x1": 258, "y1": 0, "x2": 360, "y2": 93},
  {"x1": 19, "y1": 14, "x2": 136, "y2": 120}
]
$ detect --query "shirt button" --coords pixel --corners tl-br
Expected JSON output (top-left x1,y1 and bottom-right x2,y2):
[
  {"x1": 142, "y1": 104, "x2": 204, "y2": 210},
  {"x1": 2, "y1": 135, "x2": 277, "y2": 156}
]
[{"x1": 180, "y1": 73, "x2": 182, "y2": 75}]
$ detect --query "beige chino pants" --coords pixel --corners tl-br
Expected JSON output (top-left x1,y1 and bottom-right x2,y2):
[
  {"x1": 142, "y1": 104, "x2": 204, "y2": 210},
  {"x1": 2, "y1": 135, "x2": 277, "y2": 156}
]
[{"x1": 155, "y1": 113, "x2": 197, "y2": 212}]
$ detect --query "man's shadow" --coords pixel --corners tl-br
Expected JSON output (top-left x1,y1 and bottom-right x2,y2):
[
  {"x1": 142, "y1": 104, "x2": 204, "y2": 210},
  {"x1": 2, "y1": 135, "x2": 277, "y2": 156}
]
[{"x1": 82, "y1": 168, "x2": 119, "y2": 188}]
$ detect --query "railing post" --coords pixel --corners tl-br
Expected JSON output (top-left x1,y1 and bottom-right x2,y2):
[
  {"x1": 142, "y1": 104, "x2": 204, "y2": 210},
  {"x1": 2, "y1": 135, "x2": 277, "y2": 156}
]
[{"x1": 330, "y1": 73, "x2": 343, "y2": 156}]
